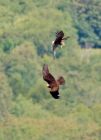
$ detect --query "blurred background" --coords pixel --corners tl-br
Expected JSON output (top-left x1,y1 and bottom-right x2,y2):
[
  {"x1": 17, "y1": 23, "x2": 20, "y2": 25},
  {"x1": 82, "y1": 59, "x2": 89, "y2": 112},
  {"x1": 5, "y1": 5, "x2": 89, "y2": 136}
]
[{"x1": 0, "y1": 0, "x2": 101, "y2": 139}]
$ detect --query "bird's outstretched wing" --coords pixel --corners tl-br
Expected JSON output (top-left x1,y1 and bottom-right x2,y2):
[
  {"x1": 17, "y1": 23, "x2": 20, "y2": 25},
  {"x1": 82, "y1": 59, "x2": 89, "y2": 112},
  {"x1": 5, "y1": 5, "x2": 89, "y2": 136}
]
[
  {"x1": 56, "y1": 31, "x2": 64, "y2": 38},
  {"x1": 54, "y1": 31, "x2": 64, "y2": 45},
  {"x1": 57, "y1": 76, "x2": 65, "y2": 85},
  {"x1": 43, "y1": 64, "x2": 55, "y2": 85},
  {"x1": 62, "y1": 36, "x2": 70, "y2": 40}
]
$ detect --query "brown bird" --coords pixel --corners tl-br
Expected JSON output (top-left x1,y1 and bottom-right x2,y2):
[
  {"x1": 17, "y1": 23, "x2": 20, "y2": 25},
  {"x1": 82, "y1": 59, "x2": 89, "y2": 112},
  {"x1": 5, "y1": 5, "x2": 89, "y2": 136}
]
[
  {"x1": 52, "y1": 30, "x2": 70, "y2": 57},
  {"x1": 42, "y1": 64, "x2": 65, "y2": 99}
]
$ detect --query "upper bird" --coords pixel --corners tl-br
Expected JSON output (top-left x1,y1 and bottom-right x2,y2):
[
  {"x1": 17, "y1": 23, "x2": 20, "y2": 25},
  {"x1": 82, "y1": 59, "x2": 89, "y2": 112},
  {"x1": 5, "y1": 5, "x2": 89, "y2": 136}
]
[
  {"x1": 42, "y1": 64, "x2": 65, "y2": 99},
  {"x1": 51, "y1": 30, "x2": 70, "y2": 57}
]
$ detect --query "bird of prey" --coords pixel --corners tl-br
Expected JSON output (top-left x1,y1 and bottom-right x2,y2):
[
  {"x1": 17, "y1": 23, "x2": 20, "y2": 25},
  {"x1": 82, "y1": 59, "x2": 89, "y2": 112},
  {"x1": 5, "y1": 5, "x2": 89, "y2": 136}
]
[
  {"x1": 42, "y1": 64, "x2": 65, "y2": 99},
  {"x1": 51, "y1": 30, "x2": 70, "y2": 57}
]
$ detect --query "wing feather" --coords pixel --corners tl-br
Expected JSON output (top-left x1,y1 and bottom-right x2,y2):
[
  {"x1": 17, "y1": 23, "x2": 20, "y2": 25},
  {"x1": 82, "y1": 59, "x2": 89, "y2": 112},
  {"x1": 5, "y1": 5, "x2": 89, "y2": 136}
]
[
  {"x1": 56, "y1": 31, "x2": 64, "y2": 38},
  {"x1": 43, "y1": 64, "x2": 55, "y2": 84},
  {"x1": 62, "y1": 36, "x2": 70, "y2": 40},
  {"x1": 57, "y1": 76, "x2": 65, "y2": 85},
  {"x1": 54, "y1": 31, "x2": 64, "y2": 45},
  {"x1": 50, "y1": 90, "x2": 60, "y2": 99}
]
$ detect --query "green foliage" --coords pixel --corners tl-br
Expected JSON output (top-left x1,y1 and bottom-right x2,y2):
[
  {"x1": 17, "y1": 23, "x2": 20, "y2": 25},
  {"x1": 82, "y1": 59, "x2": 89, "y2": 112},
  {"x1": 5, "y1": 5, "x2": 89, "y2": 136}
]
[
  {"x1": 72, "y1": 0, "x2": 101, "y2": 48},
  {"x1": 11, "y1": 95, "x2": 52, "y2": 119},
  {"x1": 5, "y1": 42, "x2": 39, "y2": 97},
  {"x1": 0, "y1": 0, "x2": 101, "y2": 139},
  {"x1": 0, "y1": 71, "x2": 12, "y2": 121},
  {"x1": 0, "y1": 38, "x2": 15, "y2": 53}
]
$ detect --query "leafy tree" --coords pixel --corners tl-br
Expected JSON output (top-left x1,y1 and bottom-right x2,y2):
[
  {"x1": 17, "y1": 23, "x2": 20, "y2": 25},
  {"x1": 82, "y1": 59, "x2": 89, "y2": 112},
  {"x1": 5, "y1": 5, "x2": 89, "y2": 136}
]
[
  {"x1": 5, "y1": 42, "x2": 39, "y2": 98},
  {"x1": 72, "y1": 0, "x2": 101, "y2": 48},
  {"x1": 0, "y1": 71, "x2": 12, "y2": 121}
]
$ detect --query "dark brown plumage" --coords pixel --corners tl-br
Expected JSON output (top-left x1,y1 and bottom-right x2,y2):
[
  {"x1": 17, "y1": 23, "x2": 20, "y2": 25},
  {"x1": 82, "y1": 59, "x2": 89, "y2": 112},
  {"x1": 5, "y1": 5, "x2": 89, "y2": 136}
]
[
  {"x1": 52, "y1": 31, "x2": 70, "y2": 57},
  {"x1": 42, "y1": 64, "x2": 65, "y2": 99}
]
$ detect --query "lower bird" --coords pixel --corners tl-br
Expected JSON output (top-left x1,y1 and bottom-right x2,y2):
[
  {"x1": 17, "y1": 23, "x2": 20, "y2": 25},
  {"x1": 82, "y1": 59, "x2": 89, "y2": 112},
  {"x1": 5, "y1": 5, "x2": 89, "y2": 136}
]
[
  {"x1": 42, "y1": 64, "x2": 65, "y2": 99},
  {"x1": 51, "y1": 30, "x2": 70, "y2": 57}
]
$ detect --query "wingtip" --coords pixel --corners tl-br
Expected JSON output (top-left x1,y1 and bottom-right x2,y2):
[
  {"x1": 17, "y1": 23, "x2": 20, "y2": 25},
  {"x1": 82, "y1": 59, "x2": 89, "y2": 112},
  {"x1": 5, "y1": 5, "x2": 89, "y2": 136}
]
[
  {"x1": 57, "y1": 76, "x2": 65, "y2": 85},
  {"x1": 43, "y1": 64, "x2": 48, "y2": 68},
  {"x1": 50, "y1": 91, "x2": 60, "y2": 99}
]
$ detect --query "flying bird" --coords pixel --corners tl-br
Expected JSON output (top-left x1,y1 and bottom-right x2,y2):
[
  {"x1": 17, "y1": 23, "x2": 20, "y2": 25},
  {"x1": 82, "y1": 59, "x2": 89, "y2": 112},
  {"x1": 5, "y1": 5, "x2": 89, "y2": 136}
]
[
  {"x1": 42, "y1": 64, "x2": 65, "y2": 99},
  {"x1": 51, "y1": 30, "x2": 70, "y2": 57}
]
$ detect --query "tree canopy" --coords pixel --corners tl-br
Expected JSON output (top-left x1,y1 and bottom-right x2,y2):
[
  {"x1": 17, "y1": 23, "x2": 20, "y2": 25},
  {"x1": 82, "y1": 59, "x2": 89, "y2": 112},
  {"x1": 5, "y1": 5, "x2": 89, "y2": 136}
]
[{"x1": 0, "y1": 0, "x2": 101, "y2": 139}]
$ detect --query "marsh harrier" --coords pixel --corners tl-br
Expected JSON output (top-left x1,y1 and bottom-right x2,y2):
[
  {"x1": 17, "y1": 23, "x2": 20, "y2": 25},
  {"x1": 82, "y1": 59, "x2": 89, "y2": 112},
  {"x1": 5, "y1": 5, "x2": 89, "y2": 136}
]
[
  {"x1": 51, "y1": 30, "x2": 70, "y2": 57},
  {"x1": 42, "y1": 64, "x2": 65, "y2": 99}
]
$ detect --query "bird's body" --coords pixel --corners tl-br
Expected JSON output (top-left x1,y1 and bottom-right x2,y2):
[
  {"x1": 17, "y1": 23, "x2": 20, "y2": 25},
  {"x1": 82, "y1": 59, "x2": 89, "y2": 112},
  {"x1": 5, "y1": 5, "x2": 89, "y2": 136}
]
[
  {"x1": 42, "y1": 64, "x2": 65, "y2": 99},
  {"x1": 51, "y1": 30, "x2": 70, "y2": 57}
]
